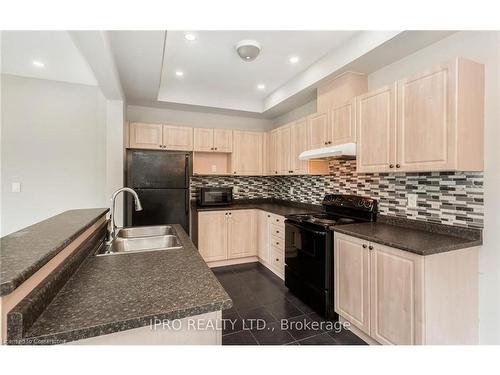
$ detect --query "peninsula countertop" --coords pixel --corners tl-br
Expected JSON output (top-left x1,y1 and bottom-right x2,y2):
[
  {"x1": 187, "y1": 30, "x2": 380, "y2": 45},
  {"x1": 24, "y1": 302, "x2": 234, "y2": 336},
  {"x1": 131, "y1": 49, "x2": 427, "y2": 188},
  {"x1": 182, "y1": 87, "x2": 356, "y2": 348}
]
[
  {"x1": 15, "y1": 224, "x2": 232, "y2": 344},
  {"x1": 0, "y1": 208, "x2": 109, "y2": 296}
]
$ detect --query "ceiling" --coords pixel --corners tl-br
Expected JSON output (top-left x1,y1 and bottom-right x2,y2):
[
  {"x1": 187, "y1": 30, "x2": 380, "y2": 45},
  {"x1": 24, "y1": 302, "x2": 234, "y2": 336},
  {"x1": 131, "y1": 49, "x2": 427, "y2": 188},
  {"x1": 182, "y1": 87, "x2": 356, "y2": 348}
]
[
  {"x1": 157, "y1": 31, "x2": 359, "y2": 113},
  {"x1": 1, "y1": 31, "x2": 97, "y2": 86}
]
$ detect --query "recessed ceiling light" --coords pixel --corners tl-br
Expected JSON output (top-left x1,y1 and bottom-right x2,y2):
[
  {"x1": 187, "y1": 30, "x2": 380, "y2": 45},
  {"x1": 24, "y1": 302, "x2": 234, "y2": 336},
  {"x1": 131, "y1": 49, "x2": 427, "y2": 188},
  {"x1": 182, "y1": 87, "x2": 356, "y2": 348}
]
[
  {"x1": 257, "y1": 84, "x2": 265, "y2": 90},
  {"x1": 184, "y1": 33, "x2": 197, "y2": 41},
  {"x1": 175, "y1": 71, "x2": 184, "y2": 77},
  {"x1": 32, "y1": 60, "x2": 45, "y2": 68},
  {"x1": 289, "y1": 56, "x2": 300, "y2": 64}
]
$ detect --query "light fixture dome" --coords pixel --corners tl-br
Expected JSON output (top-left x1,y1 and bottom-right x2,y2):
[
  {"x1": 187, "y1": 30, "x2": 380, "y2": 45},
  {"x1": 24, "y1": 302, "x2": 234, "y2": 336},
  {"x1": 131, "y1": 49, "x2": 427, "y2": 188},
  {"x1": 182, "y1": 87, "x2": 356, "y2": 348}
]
[{"x1": 235, "y1": 40, "x2": 261, "y2": 62}]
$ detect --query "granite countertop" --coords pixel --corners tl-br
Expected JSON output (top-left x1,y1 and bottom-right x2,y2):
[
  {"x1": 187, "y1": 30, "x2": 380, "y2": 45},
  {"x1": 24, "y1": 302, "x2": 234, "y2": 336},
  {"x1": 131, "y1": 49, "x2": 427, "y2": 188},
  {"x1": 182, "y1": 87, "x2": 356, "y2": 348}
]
[
  {"x1": 0, "y1": 208, "x2": 109, "y2": 296},
  {"x1": 194, "y1": 198, "x2": 323, "y2": 216},
  {"x1": 21, "y1": 224, "x2": 232, "y2": 344},
  {"x1": 333, "y1": 218, "x2": 482, "y2": 256}
]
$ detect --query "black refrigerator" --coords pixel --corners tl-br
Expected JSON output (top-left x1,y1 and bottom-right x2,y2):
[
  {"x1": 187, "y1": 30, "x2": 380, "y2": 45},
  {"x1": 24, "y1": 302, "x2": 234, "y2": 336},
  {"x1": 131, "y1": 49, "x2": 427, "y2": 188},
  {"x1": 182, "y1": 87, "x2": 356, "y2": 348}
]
[{"x1": 125, "y1": 150, "x2": 192, "y2": 234}]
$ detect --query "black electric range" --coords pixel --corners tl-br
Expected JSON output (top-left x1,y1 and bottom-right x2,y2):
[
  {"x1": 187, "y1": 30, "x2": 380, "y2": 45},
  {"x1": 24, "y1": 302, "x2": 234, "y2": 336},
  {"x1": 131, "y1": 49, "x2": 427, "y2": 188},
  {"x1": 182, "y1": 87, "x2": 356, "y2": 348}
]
[{"x1": 284, "y1": 194, "x2": 377, "y2": 319}]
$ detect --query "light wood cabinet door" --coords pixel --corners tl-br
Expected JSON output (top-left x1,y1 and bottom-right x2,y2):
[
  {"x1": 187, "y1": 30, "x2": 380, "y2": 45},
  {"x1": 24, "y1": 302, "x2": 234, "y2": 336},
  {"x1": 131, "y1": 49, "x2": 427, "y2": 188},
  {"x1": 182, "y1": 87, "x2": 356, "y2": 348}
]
[
  {"x1": 163, "y1": 125, "x2": 193, "y2": 151},
  {"x1": 129, "y1": 123, "x2": 163, "y2": 150},
  {"x1": 307, "y1": 112, "x2": 328, "y2": 149},
  {"x1": 257, "y1": 210, "x2": 270, "y2": 264},
  {"x1": 334, "y1": 233, "x2": 371, "y2": 335},
  {"x1": 330, "y1": 99, "x2": 355, "y2": 145},
  {"x1": 291, "y1": 119, "x2": 309, "y2": 174},
  {"x1": 197, "y1": 211, "x2": 228, "y2": 262},
  {"x1": 396, "y1": 62, "x2": 455, "y2": 172},
  {"x1": 232, "y1": 131, "x2": 263, "y2": 175},
  {"x1": 213, "y1": 129, "x2": 233, "y2": 152},
  {"x1": 278, "y1": 125, "x2": 292, "y2": 174},
  {"x1": 193, "y1": 128, "x2": 214, "y2": 151},
  {"x1": 356, "y1": 85, "x2": 397, "y2": 173},
  {"x1": 227, "y1": 210, "x2": 257, "y2": 258},
  {"x1": 370, "y1": 243, "x2": 423, "y2": 345},
  {"x1": 267, "y1": 129, "x2": 278, "y2": 175}
]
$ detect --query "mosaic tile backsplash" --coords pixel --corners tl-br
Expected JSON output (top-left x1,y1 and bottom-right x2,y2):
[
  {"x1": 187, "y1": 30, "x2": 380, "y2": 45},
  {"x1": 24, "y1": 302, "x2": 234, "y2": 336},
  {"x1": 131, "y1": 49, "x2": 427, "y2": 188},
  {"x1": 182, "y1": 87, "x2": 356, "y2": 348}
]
[{"x1": 190, "y1": 160, "x2": 484, "y2": 228}]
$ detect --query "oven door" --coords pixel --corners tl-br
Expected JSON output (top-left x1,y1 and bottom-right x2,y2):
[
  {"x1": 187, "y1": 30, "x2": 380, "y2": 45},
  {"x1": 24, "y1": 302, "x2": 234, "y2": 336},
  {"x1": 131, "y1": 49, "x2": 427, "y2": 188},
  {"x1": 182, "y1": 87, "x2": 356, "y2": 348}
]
[{"x1": 284, "y1": 220, "x2": 331, "y2": 290}]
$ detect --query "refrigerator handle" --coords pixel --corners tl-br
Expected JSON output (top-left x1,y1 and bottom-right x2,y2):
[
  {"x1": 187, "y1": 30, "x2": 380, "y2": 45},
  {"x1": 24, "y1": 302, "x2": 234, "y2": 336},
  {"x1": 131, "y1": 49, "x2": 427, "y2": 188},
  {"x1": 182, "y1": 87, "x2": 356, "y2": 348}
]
[{"x1": 185, "y1": 153, "x2": 190, "y2": 188}]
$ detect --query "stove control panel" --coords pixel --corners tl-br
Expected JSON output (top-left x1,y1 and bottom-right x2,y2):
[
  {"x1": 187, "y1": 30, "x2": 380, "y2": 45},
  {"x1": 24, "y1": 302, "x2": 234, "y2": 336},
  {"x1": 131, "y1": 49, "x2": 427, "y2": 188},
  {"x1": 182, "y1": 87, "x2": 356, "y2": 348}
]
[{"x1": 322, "y1": 194, "x2": 377, "y2": 212}]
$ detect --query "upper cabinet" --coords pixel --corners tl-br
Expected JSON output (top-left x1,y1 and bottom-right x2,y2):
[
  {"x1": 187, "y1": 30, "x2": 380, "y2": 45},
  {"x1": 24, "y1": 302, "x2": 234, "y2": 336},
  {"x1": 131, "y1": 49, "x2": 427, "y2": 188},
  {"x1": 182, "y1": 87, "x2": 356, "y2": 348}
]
[
  {"x1": 329, "y1": 99, "x2": 356, "y2": 145},
  {"x1": 163, "y1": 125, "x2": 193, "y2": 151},
  {"x1": 129, "y1": 123, "x2": 193, "y2": 151},
  {"x1": 278, "y1": 124, "x2": 292, "y2": 174},
  {"x1": 290, "y1": 119, "x2": 309, "y2": 174},
  {"x1": 194, "y1": 128, "x2": 233, "y2": 152},
  {"x1": 232, "y1": 130, "x2": 263, "y2": 175},
  {"x1": 356, "y1": 85, "x2": 397, "y2": 173},
  {"x1": 357, "y1": 58, "x2": 484, "y2": 173},
  {"x1": 129, "y1": 122, "x2": 163, "y2": 150},
  {"x1": 266, "y1": 129, "x2": 278, "y2": 175},
  {"x1": 307, "y1": 112, "x2": 329, "y2": 149}
]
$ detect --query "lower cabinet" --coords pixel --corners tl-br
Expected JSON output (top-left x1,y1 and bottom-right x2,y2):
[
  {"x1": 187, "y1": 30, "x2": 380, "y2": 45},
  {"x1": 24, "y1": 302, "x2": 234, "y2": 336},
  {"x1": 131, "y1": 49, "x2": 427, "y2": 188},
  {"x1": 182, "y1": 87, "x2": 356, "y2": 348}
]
[
  {"x1": 334, "y1": 232, "x2": 478, "y2": 345},
  {"x1": 198, "y1": 209, "x2": 285, "y2": 279},
  {"x1": 198, "y1": 210, "x2": 257, "y2": 264}
]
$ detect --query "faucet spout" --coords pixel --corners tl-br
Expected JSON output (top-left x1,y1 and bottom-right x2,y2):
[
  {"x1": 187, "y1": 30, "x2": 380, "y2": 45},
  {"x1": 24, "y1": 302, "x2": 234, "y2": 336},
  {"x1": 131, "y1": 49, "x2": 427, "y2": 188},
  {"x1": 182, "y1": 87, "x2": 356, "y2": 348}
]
[{"x1": 106, "y1": 187, "x2": 143, "y2": 244}]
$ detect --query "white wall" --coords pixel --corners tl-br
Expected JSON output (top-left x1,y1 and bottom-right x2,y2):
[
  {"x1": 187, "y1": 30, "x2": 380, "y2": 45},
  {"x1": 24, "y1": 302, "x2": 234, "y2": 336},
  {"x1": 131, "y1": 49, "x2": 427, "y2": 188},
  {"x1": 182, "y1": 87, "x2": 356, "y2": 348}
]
[
  {"x1": 272, "y1": 99, "x2": 317, "y2": 127},
  {"x1": 1, "y1": 74, "x2": 107, "y2": 235},
  {"x1": 127, "y1": 104, "x2": 273, "y2": 131},
  {"x1": 367, "y1": 31, "x2": 500, "y2": 344},
  {"x1": 105, "y1": 99, "x2": 125, "y2": 227}
]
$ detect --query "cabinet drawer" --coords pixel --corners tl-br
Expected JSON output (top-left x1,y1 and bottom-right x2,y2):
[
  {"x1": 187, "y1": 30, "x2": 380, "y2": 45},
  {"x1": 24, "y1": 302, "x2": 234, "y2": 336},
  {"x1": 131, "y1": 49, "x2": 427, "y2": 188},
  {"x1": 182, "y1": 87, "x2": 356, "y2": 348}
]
[
  {"x1": 270, "y1": 246, "x2": 284, "y2": 270},
  {"x1": 270, "y1": 235, "x2": 284, "y2": 250},
  {"x1": 269, "y1": 214, "x2": 285, "y2": 226},
  {"x1": 270, "y1": 224, "x2": 284, "y2": 238}
]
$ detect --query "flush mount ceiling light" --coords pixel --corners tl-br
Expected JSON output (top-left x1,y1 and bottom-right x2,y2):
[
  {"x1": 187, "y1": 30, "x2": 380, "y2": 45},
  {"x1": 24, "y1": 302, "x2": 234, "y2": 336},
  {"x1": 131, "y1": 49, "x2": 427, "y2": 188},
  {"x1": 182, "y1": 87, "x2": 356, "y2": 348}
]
[
  {"x1": 184, "y1": 32, "x2": 197, "y2": 41},
  {"x1": 175, "y1": 70, "x2": 184, "y2": 77},
  {"x1": 289, "y1": 56, "x2": 300, "y2": 64},
  {"x1": 32, "y1": 60, "x2": 45, "y2": 68},
  {"x1": 235, "y1": 40, "x2": 262, "y2": 62},
  {"x1": 257, "y1": 84, "x2": 265, "y2": 90}
]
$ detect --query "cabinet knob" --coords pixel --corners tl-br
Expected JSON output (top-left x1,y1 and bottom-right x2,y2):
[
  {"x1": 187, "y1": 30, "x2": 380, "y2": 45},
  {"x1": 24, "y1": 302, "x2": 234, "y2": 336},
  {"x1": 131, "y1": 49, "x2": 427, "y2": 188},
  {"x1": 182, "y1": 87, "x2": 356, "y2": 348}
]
[
  {"x1": 276, "y1": 258, "x2": 279, "y2": 262},
  {"x1": 267, "y1": 215, "x2": 271, "y2": 218},
  {"x1": 396, "y1": 164, "x2": 401, "y2": 168},
  {"x1": 214, "y1": 147, "x2": 217, "y2": 150},
  {"x1": 276, "y1": 219, "x2": 279, "y2": 222},
  {"x1": 389, "y1": 164, "x2": 394, "y2": 168},
  {"x1": 276, "y1": 230, "x2": 279, "y2": 234},
  {"x1": 362, "y1": 244, "x2": 367, "y2": 248},
  {"x1": 233, "y1": 171, "x2": 236, "y2": 174},
  {"x1": 324, "y1": 142, "x2": 328, "y2": 145},
  {"x1": 369, "y1": 245, "x2": 373, "y2": 250},
  {"x1": 276, "y1": 242, "x2": 279, "y2": 245}
]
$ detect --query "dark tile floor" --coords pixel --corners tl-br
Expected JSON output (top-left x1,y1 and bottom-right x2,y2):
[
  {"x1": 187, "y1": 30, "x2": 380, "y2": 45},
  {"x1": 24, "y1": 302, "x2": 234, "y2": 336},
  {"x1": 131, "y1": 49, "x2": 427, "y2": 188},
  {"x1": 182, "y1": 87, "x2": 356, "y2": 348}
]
[{"x1": 212, "y1": 262, "x2": 367, "y2": 346}]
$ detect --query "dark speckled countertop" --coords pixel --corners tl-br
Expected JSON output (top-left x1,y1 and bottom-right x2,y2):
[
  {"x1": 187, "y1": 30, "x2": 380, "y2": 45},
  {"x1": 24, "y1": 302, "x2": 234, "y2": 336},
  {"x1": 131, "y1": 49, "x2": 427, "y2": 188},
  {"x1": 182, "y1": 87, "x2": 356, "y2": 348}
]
[
  {"x1": 0, "y1": 208, "x2": 108, "y2": 296},
  {"x1": 21, "y1": 224, "x2": 232, "y2": 344},
  {"x1": 194, "y1": 198, "x2": 323, "y2": 216},
  {"x1": 333, "y1": 217, "x2": 482, "y2": 256}
]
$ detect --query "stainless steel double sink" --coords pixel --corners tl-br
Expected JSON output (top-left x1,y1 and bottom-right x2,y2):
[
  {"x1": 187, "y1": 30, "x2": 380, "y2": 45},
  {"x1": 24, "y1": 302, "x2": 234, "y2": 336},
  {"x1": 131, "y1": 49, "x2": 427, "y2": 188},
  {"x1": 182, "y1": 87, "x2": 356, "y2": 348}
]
[{"x1": 95, "y1": 225, "x2": 183, "y2": 256}]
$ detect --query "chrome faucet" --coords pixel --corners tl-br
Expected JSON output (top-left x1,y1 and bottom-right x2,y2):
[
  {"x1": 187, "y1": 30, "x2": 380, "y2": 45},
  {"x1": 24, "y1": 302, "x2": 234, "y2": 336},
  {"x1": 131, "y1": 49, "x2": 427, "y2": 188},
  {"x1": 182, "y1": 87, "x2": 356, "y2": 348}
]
[{"x1": 106, "y1": 187, "x2": 143, "y2": 244}]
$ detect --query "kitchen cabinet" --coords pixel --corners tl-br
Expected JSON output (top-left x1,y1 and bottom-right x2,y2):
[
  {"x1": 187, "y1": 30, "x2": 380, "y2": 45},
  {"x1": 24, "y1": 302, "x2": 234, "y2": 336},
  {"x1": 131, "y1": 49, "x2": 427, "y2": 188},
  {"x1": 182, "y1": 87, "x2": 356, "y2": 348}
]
[
  {"x1": 290, "y1": 119, "x2": 309, "y2": 174},
  {"x1": 162, "y1": 125, "x2": 193, "y2": 151},
  {"x1": 356, "y1": 85, "x2": 397, "y2": 173},
  {"x1": 278, "y1": 124, "x2": 292, "y2": 174},
  {"x1": 198, "y1": 210, "x2": 257, "y2": 264},
  {"x1": 356, "y1": 58, "x2": 484, "y2": 173},
  {"x1": 232, "y1": 131, "x2": 263, "y2": 175},
  {"x1": 370, "y1": 243, "x2": 423, "y2": 345},
  {"x1": 334, "y1": 232, "x2": 479, "y2": 345},
  {"x1": 266, "y1": 129, "x2": 278, "y2": 175},
  {"x1": 213, "y1": 129, "x2": 233, "y2": 152},
  {"x1": 227, "y1": 210, "x2": 257, "y2": 258},
  {"x1": 198, "y1": 211, "x2": 228, "y2": 262},
  {"x1": 194, "y1": 128, "x2": 233, "y2": 152},
  {"x1": 257, "y1": 211, "x2": 270, "y2": 263},
  {"x1": 307, "y1": 112, "x2": 329, "y2": 149},
  {"x1": 129, "y1": 122, "x2": 163, "y2": 150},
  {"x1": 334, "y1": 234, "x2": 371, "y2": 335},
  {"x1": 329, "y1": 99, "x2": 356, "y2": 145}
]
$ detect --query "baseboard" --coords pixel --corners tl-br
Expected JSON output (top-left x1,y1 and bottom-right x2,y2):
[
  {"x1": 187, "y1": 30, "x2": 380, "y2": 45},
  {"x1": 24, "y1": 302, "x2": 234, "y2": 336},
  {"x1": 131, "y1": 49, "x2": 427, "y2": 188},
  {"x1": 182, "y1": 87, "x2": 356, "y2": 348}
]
[
  {"x1": 338, "y1": 316, "x2": 379, "y2": 345},
  {"x1": 207, "y1": 256, "x2": 259, "y2": 268}
]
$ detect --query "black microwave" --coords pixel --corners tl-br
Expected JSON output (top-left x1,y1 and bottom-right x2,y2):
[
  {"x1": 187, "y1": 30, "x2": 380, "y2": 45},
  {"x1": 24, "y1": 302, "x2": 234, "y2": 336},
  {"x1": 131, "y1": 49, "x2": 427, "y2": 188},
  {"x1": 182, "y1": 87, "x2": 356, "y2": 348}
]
[{"x1": 198, "y1": 187, "x2": 233, "y2": 206}]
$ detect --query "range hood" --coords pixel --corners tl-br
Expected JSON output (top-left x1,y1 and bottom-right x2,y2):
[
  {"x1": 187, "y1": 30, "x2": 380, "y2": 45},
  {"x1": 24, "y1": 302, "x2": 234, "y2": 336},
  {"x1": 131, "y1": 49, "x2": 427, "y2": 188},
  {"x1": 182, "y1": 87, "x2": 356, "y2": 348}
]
[{"x1": 298, "y1": 142, "x2": 356, "y2": 160}]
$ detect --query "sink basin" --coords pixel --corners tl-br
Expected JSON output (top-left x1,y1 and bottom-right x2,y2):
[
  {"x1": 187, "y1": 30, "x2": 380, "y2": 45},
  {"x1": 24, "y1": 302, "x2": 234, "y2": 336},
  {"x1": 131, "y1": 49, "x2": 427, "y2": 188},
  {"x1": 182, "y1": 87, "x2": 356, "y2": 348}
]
[
  {"x1": 95, "y1": 235, "x2": 183, "y2": 256},
  {"x1": 116, "y1": 225, "x2": 175, "y2": 238}
]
